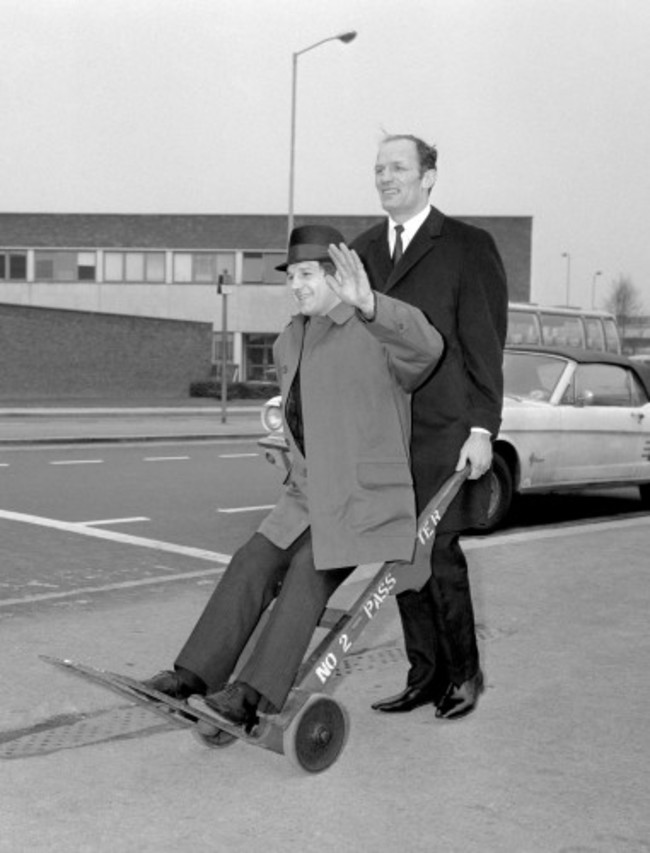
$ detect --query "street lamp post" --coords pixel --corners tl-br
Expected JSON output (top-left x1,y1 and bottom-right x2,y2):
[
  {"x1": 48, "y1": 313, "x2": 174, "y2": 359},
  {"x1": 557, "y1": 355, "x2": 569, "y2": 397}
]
[
  {"x1": 287, "y1": 30, "x2": 357, "y2": 242},
  {"x1": 591, "y1": 270, "x2": 602, "y2": 309},
  {"x1": 562, "y1": 252, "x2": 571, "y2": 305}
]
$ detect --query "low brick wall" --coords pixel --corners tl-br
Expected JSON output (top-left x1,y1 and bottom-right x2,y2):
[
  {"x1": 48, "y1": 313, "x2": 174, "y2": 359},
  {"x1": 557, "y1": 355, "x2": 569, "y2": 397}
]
[{"x1": 0, "y1": 303, "x2": 213, "y2": 400}]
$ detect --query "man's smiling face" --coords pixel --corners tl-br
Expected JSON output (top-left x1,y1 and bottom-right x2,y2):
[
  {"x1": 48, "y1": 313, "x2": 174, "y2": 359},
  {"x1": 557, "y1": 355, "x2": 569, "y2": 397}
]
[
  {"x1": 374, "y1": 137, "x2": 436, "y2": 223},
  {"x1": 287, "y1": 261, "x2": 340, "y2": 317}
]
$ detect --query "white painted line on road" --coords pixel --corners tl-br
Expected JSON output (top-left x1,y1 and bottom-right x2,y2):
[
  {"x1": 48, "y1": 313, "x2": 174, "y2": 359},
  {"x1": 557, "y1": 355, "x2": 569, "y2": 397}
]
[
  {"x1": 219, "y1": 453, "x2": 259, "y2": 459},
  {"x1": 81, "y1": 516, "x2": 150, "y2": 527},
  {"x1": 0, "y1": 463, "x2": 9, "y2": 467},
  {"x1": 3, "y1": 508, "x2": 647, "y2": 609},
  {"x1": 217, "y1": 505, "x2": 275, "y2": 514},
  {"x1": 143, "y1": 456, "x2": 190, "y2": 462},
  {"x1": 0, "y1": 568, "x2": 226, "y2": 608},
  {"x1": 49, "y1": 459, "x2": 104, "y2": 466},
  {"x1": 0, "y1": 509, "x2": 231, "y2": 563}
]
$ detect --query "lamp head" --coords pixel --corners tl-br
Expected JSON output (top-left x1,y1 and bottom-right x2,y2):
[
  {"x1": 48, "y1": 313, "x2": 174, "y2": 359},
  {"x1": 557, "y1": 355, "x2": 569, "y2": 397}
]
[{"x1": 338, "y1": 31, "x2": 357, "y2": 43}]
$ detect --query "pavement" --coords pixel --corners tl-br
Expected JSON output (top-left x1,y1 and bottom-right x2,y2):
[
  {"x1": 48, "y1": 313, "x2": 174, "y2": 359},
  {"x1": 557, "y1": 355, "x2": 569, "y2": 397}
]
[
  {"x1": 1, "y1": 401, "x2": 650, "y2": 852},
  {"x1": 0, "y1": 398, "x2": 266, "y2": 445}
]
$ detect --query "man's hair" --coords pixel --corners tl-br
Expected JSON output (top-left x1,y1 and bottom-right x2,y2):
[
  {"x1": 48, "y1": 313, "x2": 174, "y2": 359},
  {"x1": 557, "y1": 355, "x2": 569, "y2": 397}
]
[
  {"x1": 319, "y1": 260, "x2": 336, "y2": 276},
  {"x1": 382, "y1": 134, "x2": 438, "y2": 175}
]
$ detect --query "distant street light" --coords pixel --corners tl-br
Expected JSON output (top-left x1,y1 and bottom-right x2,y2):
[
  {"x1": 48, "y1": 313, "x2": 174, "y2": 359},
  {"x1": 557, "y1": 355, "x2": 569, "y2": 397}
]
[
  {"x1": 591, "y1": 270, "x2": 603, "y2": 309},
  {"x1": 287, "y1": 31, "x2": 357, "y2": 241},
  {"x1": 562, "y1": 252, "x2": 572, "y2": 305}
]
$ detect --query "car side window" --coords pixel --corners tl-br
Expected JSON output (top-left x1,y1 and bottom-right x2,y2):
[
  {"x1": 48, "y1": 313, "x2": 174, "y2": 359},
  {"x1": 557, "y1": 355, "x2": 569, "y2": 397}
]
[
  {"x1": 630, "y1": 371, "x2": 650, "y2": 407},
  {"x1": 569, "y1": 364, "x2": 644, "y2": 407}
]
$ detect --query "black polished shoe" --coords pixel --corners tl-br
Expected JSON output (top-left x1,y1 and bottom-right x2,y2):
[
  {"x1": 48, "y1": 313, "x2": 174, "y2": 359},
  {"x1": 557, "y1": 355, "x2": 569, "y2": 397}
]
[
  {"x1": 141, "y1": 669, "x2": 205, "y2": 701},
  {"x1": 371, "y1": 684, "x2": 440, "y2": 714},
  {"x1": 204, "y1": 682, "x2": 260, "y2": 729},
  {"x1": 435, "y1": 670, "x2": 485, "y2": 721}
]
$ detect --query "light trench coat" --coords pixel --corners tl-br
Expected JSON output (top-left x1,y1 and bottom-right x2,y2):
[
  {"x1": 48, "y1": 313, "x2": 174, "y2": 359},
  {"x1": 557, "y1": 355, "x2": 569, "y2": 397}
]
[{"x1": 258, "y1": 292, "x2": 443, "y2": 570}]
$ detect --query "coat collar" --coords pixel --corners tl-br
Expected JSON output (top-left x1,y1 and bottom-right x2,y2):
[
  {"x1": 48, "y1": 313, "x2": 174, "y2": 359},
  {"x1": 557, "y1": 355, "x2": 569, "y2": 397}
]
[{"x1": 289, "y1": 301, "x2": 355, "y2": 327}]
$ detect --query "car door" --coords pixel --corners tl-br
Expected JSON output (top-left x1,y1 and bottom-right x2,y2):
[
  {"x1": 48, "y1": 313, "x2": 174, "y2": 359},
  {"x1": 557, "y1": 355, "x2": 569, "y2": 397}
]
[{"x1": 555, "y1": 363, "x2": 650, "y2": 484}]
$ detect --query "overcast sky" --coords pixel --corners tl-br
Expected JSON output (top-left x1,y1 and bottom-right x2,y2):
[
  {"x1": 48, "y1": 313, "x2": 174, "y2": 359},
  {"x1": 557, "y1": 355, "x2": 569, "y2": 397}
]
[{"x1": 3, "y1": 0, "x2": 649, "y2": 311}]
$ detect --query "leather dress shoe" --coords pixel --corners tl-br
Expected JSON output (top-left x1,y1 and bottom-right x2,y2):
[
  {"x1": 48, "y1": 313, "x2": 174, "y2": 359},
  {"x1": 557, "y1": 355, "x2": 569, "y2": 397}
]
[
  {"x1": 204, "y1": 681, "x2": 260, "y2": 729},
  {"x1": 141, "y1": 669, "x2": 205, "y2": 701},
  {"x1": 435, "y1": 670, "x2": 484, "y2": 721},
  {"x1": 371, "y1": 684, "x2": 440, "y2": 714}
]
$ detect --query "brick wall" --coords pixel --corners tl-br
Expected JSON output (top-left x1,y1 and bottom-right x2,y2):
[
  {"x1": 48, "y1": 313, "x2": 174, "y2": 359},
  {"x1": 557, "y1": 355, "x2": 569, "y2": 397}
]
[{"x1": 0, "y1": 303, "x2": 212, "y2": 400}]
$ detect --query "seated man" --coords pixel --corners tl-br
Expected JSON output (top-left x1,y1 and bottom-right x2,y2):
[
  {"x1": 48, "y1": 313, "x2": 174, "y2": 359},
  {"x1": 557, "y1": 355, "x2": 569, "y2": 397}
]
[{"x1": 144, "y1": 224, "x2": 443, "y2": 728}]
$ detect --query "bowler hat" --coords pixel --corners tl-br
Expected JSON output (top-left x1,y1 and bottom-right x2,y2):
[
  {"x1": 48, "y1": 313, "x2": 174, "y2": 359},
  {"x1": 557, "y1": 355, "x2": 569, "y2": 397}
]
[{"x1": 276, "y1": 224, "x2": 346, "y2": 271}]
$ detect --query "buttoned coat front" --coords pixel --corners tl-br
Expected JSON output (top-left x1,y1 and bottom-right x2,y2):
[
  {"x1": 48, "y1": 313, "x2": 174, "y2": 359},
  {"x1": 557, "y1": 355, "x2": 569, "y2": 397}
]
[{"x1": 258, "y1": 292, "x2": 443, "y2": 570}]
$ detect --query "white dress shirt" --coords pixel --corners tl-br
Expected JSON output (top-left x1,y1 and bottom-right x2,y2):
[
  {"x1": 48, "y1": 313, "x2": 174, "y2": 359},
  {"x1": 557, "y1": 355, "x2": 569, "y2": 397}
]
[{"x1": 387, "y1": 205, "x2": 432, "y2": 257}]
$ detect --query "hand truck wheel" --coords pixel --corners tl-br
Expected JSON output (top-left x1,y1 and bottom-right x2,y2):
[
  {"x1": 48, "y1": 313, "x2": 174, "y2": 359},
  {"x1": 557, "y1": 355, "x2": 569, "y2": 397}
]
[{"x1": 283, "y1": 693, "x2": 349, "y2": 773}]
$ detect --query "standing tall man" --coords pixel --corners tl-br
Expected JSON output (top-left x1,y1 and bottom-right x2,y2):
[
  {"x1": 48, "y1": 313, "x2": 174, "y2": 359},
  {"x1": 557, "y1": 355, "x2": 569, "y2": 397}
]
[{"x1": 353, "y1": 134, "x2": 508, "y2": 720}]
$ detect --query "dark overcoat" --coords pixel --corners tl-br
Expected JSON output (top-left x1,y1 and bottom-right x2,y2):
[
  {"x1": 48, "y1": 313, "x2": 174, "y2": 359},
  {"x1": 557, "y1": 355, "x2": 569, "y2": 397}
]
[
  {"x1": 258, "y1": 293, "x2": 443, "y2": 569},
  {"x1": 352, "y1": 206, "x2": 508, "y2": 532}
]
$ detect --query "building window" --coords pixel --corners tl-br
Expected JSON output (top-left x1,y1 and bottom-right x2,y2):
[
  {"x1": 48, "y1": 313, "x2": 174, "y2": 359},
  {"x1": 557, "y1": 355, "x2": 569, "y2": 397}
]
[
  {"x1": 0, "y1": 252, "x2": 27, "y2": 280},
  {"x1": 145, "y1": 252, "x2": 165, "y2": 282},
  {"x1": 34, "y1": 251, "x2": 96, "y2": 282},
  {"x1": 245, "y1": 333, "x2": 278, "y2": 381},
  {"x1": 104, "y1": 251, "x2": 166, "y2": 282},
  {"x1": 242, "y1": 252, "x2": 285, "y2": 284},
  {"x1": 125, "y1": 252, "x2": 145, "y2": 281},
  {"x1": 78, "y1": 252, "x2": 96, "y2": 281},
  {"x1": 173, "y1": 252, "x2": 235, "y2": 283}
]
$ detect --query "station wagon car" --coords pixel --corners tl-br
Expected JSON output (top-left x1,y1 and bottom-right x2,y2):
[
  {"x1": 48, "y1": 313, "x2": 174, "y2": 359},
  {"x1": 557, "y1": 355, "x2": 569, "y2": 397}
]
[{"x1": 259, "y1": 346, "x2": 650, "y2": 532}]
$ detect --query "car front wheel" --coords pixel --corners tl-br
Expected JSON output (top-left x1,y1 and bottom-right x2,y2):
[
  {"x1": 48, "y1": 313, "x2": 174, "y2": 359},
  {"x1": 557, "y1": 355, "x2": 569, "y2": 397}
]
[{"x1": 485, "y1": 452, "x2": 514, "y2": 531}]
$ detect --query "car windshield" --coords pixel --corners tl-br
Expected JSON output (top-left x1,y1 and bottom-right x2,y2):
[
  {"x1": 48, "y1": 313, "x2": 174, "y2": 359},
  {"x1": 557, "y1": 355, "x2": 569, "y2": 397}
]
[{"x1": 504, "y1": 352, "x2": 569, "y2": 400}]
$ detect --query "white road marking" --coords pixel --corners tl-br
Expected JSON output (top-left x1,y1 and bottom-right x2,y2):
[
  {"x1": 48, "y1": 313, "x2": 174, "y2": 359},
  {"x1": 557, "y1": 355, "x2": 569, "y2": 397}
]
[
  {"x1": 217, "y1": 505, "x2": 275, "y2": 514},
  {"x1": 0, "y1": 509, "x2": 231, "y2": 562},
  {"x1": 219, "y1": 453, "x2": 259, "y2": 459},
  {"x1": 49, "y1": 459, "x2": 104, "y2": 466},
  {"x1": 0, "y1": 463, "x2": 9, "y2": 467},
  {"x1": 143, "y1": 456, "x2": 190, "y2": 462},
  {"x1": 3, "y1": 507, "x2": 647, "y2": 609},
  {"x1": 0, "y1": 568, "x2": 225, "y2": 608},
  {"x1": 81, "y1": 516, "x2": 150, "y2": 527}
]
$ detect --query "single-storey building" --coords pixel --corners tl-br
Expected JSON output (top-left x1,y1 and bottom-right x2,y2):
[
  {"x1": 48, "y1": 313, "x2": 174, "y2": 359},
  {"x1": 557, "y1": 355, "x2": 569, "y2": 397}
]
[{"x1": 1, "y1": 213, "x2": 532, "y2": 394}]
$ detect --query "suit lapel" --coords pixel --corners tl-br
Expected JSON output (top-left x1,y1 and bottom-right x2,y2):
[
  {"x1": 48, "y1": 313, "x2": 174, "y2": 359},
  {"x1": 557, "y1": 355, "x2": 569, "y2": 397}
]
[{"x1": 384, "y1": 206, "x2": 445, "y2": 293}]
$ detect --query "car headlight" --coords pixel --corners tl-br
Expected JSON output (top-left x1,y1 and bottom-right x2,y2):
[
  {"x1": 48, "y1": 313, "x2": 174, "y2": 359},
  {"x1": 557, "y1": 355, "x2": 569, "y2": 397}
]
[{"x1": 261, "y1": 396, "x2": 284, "y2": 433}]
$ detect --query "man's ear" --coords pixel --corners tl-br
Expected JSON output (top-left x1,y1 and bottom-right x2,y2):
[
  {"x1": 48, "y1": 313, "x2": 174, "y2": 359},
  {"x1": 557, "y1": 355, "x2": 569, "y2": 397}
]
[{"x1": 422, "y1": 169, "x2": 437, "y2": 191}]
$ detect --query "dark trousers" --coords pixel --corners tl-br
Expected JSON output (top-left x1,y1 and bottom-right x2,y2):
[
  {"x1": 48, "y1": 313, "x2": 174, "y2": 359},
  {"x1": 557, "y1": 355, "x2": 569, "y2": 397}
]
[
  {"x1": 175, "y1": 531, "x2": 353, "y2": 711},
  {"x1": 396, "y1": 532, "x2": 479, "y2": 691}
]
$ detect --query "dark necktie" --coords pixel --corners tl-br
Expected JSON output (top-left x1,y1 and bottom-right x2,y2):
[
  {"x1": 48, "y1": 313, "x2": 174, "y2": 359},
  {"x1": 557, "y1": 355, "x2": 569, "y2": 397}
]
[{"x1": 392, "y1": 224, "x2": 404, "y2": 266}]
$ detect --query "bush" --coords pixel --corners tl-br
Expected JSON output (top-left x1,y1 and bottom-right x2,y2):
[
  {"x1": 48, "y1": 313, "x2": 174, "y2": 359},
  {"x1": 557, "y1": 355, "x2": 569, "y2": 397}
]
[{"x1": 190, "y1": 380, "x2": 280, "y2": 400}]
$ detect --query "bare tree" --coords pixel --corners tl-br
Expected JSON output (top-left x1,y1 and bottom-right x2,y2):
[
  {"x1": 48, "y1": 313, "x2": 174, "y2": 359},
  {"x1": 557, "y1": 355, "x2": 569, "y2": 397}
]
[{"x1": 602, "y1": 275, "x2": 644, "y2": 339}]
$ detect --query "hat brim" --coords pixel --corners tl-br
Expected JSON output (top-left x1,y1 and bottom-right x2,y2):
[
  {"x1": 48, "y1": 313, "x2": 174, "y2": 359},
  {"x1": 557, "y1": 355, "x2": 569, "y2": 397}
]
[{"x1": 275, "y1": 244, "x2": 335, "y2": 272}]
